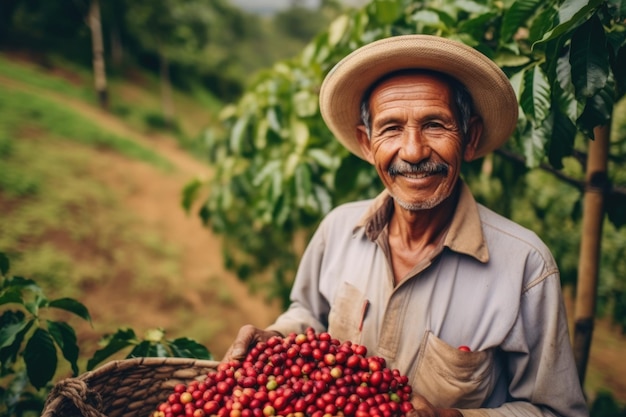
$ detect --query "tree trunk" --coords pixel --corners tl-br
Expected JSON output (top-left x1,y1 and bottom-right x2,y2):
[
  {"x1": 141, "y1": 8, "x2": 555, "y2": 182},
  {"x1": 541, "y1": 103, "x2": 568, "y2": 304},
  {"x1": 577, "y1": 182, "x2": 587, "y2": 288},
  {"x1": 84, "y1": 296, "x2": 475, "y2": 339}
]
[
  {"x1": 573, "y1": 124, "x2": 611, "y2": 386},
  {"x1": 110, "y1": 25, "x2": 124, "y2": 69},
  {"x1": 88, "y1": 0, "x2": 108, "y2": 110},
  {"x1": 159, "y1": 50, "x2": 175, "y2": 128}
]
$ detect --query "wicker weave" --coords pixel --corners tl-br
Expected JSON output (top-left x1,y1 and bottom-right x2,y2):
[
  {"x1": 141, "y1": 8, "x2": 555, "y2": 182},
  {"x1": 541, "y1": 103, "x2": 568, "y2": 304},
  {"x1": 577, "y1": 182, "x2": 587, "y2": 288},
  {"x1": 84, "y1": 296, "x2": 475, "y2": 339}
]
[{"x1": 41, "y1": 357, "x2": 219, "y2": 417}]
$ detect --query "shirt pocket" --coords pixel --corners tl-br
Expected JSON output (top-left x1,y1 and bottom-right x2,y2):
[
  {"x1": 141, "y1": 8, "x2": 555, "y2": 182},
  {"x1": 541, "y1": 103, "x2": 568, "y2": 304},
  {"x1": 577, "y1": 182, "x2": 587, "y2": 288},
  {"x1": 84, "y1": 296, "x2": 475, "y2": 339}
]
[
  {"x1": 413, "y1": 331, "x2": 497, "y2": 409},
  {"x1": 327, "y1": 282, "x2": 367, "y2": 344}
]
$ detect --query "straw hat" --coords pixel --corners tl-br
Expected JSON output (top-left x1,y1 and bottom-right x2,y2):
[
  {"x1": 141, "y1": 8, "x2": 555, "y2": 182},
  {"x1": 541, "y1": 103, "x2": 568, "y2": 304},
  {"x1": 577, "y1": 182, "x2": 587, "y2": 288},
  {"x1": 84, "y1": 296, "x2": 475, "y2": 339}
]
[{"x1": 319, "y1": 35, "x2": 518, "y2": 160}]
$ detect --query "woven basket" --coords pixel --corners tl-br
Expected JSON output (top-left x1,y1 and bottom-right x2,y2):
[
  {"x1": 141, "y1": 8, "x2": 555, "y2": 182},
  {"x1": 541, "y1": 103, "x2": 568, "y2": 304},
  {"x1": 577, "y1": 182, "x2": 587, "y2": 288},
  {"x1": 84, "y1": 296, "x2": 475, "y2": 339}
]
[{"x1": 41, "y1": 357, "x2": 220, "y2": 417}]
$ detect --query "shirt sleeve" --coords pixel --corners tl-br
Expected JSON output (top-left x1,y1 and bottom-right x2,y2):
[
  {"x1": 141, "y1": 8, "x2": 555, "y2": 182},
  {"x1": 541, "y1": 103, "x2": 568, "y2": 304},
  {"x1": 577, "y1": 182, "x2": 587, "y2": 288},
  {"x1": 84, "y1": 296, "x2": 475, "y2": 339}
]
[
  {"x1": 459, "y1": 271, "x2": 589, "y2": 417},
  {"x1": 265, "y1": 221, "x2": 331, "y2": 336}
]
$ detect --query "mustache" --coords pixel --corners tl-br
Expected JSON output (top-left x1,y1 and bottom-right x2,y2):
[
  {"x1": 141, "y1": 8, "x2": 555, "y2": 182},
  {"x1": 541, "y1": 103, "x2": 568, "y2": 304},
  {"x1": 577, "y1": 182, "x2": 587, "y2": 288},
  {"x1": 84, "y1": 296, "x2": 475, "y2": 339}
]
[{"x1": 388, "y1": 160, "x2": 449, "y2": 177}]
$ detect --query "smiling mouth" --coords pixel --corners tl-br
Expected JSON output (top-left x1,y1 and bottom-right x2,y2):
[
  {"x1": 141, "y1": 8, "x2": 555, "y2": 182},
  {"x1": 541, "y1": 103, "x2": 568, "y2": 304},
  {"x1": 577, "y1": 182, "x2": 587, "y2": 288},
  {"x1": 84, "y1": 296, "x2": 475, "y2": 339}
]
[{"x1": 399, "y1": 171, "x2": 443, "y2": 179}]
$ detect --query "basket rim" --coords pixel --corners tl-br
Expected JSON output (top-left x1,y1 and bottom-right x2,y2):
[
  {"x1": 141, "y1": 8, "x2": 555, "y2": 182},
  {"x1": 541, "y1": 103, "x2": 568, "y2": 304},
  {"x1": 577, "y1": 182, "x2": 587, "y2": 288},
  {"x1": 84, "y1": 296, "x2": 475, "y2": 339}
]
[
  {"x1": 41, "y1": 357, "x2": 221, "y2": 417},
  {"x1": 80, "y1": 357, "x2": 221, "y2": 382}
]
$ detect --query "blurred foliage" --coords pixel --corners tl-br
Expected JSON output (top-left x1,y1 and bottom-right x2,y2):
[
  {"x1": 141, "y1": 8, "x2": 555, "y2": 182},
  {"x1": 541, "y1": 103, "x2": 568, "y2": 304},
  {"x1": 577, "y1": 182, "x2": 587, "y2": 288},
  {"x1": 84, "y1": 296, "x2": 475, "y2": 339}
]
[
  {"x1": 187, "y1": 0, "x2": 626, "y2": 323},
  {"x1": 0, "y1": 0, "x2": 349, "y2": 103},
  {"x1": 0, "y1": 253, "x2": 211, "y2": 417}
]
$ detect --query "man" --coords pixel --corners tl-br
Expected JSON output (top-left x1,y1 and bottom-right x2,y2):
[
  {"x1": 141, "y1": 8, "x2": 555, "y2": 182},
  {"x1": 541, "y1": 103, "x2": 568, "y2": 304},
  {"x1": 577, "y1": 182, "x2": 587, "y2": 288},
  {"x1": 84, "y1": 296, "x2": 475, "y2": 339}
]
[{"x1": 223, "y1": 35, "x2": 589, "y2": 416}]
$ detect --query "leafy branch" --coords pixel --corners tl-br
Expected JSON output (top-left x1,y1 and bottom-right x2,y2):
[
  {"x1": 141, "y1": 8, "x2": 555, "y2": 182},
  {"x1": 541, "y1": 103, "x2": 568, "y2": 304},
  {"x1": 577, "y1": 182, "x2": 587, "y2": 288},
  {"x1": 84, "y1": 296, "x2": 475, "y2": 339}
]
[{"x1": 0, "y1": 252, "x2": 212, "y2": 416}]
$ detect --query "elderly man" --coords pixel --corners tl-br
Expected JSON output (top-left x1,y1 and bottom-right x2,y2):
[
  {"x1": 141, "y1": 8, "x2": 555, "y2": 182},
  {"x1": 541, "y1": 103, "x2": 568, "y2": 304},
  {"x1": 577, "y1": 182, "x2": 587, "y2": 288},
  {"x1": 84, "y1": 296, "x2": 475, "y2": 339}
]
[{"x1": 224, "y1": 35, "x2": 588, "y2": 416}]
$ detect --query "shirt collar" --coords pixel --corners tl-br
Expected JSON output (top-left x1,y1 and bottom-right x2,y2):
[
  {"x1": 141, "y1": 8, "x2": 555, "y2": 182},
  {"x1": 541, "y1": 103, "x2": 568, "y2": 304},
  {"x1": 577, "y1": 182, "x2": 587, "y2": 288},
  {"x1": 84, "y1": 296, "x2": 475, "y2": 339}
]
[{"x1": 354, "y1": 181, "x2": 489, "y2": 263}]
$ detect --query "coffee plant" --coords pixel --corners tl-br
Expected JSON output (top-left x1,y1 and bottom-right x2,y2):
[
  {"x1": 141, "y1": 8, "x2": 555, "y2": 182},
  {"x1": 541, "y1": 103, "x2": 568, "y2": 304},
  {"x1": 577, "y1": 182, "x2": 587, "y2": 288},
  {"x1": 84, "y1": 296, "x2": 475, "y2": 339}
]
[
  {"x1": 154, "y1": 328, "x2": 414, "y2": 417},
  {"x1": 0, "y1": 252, "x2": 211, "y2": 417},
  {"x1": 186, "y1": 0, "x2": 626, "y2": 313}
]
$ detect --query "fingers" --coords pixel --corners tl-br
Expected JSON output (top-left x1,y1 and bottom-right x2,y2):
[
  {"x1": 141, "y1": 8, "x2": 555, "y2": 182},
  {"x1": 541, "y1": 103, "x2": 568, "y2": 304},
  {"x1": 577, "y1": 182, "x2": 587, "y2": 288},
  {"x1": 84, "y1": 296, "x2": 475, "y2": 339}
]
[
  {"x1": 408, "y1": 393, "x2": 462, "y2": 417},
  {"x1": 409, "y1": 393, "x2": 437, "y2": 417},
  {"x1": 222, "y1": 324, "x2": 257, "y2": 362},
  {"x1": 222, "y1": 325, "x2": 284, "y2": 363}
]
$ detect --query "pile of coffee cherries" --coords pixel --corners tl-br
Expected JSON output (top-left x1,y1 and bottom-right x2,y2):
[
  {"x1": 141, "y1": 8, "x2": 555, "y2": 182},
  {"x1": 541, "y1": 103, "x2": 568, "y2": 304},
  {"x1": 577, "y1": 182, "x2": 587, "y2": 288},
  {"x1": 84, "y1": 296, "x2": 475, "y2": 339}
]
[{"x1": 153, "y1": 328, "x2": 414, "y2": 417}]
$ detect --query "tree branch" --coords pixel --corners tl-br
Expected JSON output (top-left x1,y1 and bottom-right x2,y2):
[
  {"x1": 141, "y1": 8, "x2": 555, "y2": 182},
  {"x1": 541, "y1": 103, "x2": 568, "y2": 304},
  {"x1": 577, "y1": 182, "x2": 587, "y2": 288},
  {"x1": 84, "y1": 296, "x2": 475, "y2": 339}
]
[{"x1": 494, "y1": 148, "x2": 626, "y2": 197}]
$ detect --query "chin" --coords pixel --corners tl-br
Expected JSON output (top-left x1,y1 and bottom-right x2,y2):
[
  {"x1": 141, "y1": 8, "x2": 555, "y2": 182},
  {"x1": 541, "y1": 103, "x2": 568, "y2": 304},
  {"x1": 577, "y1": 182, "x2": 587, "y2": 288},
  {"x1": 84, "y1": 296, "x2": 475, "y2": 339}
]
[{"x1": 392, "y1": 194, "x2": 447, "y2": 211}]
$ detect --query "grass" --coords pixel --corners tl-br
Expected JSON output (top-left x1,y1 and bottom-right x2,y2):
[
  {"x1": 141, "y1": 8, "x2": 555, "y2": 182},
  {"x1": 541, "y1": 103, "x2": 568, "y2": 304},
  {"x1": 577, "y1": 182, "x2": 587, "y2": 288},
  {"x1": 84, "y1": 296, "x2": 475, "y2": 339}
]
[
  {"x1": 0, "y1": 85, "x2": 172, "y2": 171},
  {"x1": 0, "y1": 74, "x2": 179, "y2": 296},
  {"x1": 0, "y1": 52, "x2": 221, "y2": 158},
  {"x1": 0, "y1": 53, "x2": 95, "y2": 102},
  {"x1": 0, "y1": 50, "x2": 230, "y2": 356},
  {"x1": 0, "y1": 132, "x2": 179, "y2": 298}
]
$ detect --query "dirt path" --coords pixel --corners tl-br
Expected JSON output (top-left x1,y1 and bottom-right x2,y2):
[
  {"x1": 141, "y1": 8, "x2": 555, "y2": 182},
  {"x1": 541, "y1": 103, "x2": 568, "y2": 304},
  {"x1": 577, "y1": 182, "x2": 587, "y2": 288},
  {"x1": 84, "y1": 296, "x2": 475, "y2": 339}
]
[{"x1": 1, "y1": 75, "x2": 281, "y2": 359}]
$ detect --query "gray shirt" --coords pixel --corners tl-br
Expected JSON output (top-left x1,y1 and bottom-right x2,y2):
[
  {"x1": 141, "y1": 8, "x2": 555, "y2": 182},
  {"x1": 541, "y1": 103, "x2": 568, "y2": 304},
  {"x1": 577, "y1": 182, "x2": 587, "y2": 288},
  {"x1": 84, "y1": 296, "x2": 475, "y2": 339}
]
[{"x1": 267, "y1": 182, "x2": 588, "y2": 416}]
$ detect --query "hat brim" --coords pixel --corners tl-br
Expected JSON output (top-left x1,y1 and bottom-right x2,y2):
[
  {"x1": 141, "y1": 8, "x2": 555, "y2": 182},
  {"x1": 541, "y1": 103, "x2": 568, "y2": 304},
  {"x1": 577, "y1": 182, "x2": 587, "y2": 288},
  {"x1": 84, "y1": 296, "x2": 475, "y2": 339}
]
[{"x1": 319, "y1": 35, "x2": 518, "y2": 160}]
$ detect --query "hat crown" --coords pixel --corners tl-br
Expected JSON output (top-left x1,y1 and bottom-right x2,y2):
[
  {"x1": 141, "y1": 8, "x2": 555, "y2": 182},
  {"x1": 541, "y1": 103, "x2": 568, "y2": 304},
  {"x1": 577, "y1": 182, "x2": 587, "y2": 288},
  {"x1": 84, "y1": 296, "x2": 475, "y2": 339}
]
[{"x1": 319, "y1": 35, "x2": 518, "y2": 160}]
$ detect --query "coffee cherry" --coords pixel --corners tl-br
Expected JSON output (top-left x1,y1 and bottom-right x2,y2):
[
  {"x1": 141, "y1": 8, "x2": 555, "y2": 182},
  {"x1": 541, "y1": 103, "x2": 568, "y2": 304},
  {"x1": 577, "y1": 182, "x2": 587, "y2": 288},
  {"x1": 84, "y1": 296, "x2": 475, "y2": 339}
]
[{"x1": 154, "y1": 329, "x2": 414, "y2": 417}]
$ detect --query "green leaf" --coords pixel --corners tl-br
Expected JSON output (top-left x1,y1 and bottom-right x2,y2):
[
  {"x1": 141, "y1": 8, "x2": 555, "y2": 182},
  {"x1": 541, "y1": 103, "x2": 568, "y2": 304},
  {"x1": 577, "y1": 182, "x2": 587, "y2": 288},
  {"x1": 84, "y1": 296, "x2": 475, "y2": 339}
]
[
  {"x1": 181, "y1": 177, "x2": 205, "y2": 213},
  {"x1": 0, "y1": 316, "x2": 32, "y2": 374},
  {"x1": 458, "y1": 12, "x2": 498, "y2": 40},
  {"x1": 144, "y1": 328, "x2": 165, "y2": 343},
  {"x1": 548, "y1": 109, "x2": 576, "y2": 169},
  {"x1": 520, "y1": 65, "x2": 551, "y2": 123},
  {"x1": 0, "y1": 288, "x2": 24, "y2": 307},
  {"x1": 291, "y1": 118, "x2": 310, "y2": 152},
  {"x1": 47, "y1": 321, "x2": 79, "y2": 376},
  {"x1": 154, "y1": 342, "x2": 168, "y2": 357},
  {"x1": 252, "y1": 160, "x2": 281, "y2": 187},
  {"x1": 230, "y1": 115, "x2": 248, "y2": 154},
  {"x1": 23, "y1": 328, "x2": 56, "y2": 389},
  {"x1": 533, "y1": 0, "x2": 603, "y2": 47},
  {"x1": 609, "y1": 0, "x2": 626, "y2": 19},
  {"x1": 293, "y1": 90, "x2": 318, "y2": 118},
  {"x1": 308, "y1": 148, "x2": 339, "y2": 170},
  {"x1": 576, "y1": 82, "x2": 614, "y2": 137},
  {"x1": 0, "y1": 253, "x2": 9, "y2": 276},
  {"x1": 528, "y1": 5, "x2": 557, "y2": 45},
  {"x1": 411, "y1": 10, "x2": 443, "y2": 28},
  {"x1": 0, "y1": 316, "x2": 32, "y2": 349},
  {"x1": 570, "y1": 15, "x2": 609, "y2": 100},
  {"x1": 454, "y1": 0, "x2": 490, "y2": 14},
  {"x1": 327, "y1": 14, "x2": 350, "y2": 47},
  {"x1": 24, "y1": 292, "x2": 46, "y2": 316},
  {"x1": 501, "y1": 0, "x2": 543, "y2": 43},
  {"x1": 128, "y1": 340, "x2": 154, "y2": 358},
  {"x1": 169, "y1": 337, "x2": 212, "y2": 359},
  {"x1": 313, "y1": 184, "x2": 333, "y2": 215},
  {"x1": 607, "y1": 192, "x2": 626, "y2": 229},
  {"x1": 87, "y1": 328, "x2": 137, "y2": 370},
  {"x1": 48, "y1": 298, "x2": 91, "y2": 323},
  {"x1": 295, "y1": 163, "x2": 313, "y2": 208},
  {"x1": 1, "y1": 276, "x2": 39, "y2": 292},
  {"x1": 372, "y1": 0, "x2": 401, "y2": 25},
  {"x1": 523, "y1": 113, "x2": 553, "y2": 167},
  {"x1": 255, "y1": 118, "x2": 269, "y2": 149}
]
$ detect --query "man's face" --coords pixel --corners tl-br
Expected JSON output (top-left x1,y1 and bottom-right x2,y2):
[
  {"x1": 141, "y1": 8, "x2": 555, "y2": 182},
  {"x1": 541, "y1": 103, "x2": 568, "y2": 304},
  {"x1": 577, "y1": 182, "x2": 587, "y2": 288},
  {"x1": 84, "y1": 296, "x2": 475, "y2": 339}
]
[{"x1": 357, "y1": 73, "x2": 480, "y2": 211}]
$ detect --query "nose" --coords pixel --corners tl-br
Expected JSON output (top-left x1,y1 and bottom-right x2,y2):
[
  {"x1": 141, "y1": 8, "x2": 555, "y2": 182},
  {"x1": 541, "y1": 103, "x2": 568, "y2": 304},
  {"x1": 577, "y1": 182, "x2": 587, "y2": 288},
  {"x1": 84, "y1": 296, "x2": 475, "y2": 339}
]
[{"x1": 399, "y1": 126, "x2": 431, "y2": 163}]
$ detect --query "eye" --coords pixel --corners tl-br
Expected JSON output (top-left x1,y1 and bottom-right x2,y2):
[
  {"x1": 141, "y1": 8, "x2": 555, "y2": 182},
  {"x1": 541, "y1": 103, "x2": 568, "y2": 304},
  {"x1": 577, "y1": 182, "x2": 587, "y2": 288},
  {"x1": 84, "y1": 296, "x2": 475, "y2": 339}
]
[
  {"x1": 380, "y1": 125, "x2": 402, "y2": 135},
  {"x1": 424, "y1": 121, "x2": 445, "y2": 129}
]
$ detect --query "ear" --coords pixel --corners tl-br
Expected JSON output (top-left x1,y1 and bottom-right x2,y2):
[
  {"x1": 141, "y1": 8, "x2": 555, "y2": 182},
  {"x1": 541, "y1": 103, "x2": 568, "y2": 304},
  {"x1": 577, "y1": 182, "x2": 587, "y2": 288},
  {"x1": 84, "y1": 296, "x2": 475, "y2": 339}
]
[
  {"x1": 356, "y1": 125, "x2": 375, "y2": 164},
  {"x1": 463, "y1": 116, "x2": 483, "y2": 161}
]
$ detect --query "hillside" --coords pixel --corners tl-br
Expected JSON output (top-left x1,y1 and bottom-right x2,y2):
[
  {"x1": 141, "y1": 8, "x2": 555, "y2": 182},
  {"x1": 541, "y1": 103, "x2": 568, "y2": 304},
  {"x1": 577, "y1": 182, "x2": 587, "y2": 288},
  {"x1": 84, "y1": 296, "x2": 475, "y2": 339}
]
[
  {"x1": 0, "y1": 53, "x2": 281, "y2": 362},
  {"x1": 0, "y1": 53, "x2": 625, "y2": 410}
]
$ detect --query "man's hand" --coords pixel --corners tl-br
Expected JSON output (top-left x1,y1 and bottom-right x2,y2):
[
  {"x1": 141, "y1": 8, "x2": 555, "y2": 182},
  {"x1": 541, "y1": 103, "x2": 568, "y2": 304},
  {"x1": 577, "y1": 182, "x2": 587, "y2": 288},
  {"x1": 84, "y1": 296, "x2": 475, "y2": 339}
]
[
  {"x1": 408, "y1": 393, "x2": 463, "y2": 417},
  {"x1": 221, "y1": 324, "x2": 283, "y2": 362}
]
